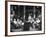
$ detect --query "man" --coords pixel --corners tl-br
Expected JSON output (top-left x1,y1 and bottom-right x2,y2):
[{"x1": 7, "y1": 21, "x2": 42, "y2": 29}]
[
  {"x1": 23, "y1": 14, "x2": 33, "y2": 31},
  {"x1": 10, "y1": 11, "x2": 17, "y2": 32}
]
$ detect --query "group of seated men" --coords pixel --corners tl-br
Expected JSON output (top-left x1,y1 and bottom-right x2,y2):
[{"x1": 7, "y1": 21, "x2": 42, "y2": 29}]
[{"x1": 10, "y1": 13, "x2": 41, "y2": 31}]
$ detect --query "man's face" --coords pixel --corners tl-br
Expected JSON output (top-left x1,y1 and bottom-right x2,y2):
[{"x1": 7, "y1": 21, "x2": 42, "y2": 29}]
[{"x1": 17, "y1": 19, "x2": 20, "y2": 21}]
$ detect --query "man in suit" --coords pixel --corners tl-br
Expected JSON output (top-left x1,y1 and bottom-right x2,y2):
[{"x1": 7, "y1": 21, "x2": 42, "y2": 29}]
[{"x1": 23, "y1": 14, "x2": 33, "y2": 31}]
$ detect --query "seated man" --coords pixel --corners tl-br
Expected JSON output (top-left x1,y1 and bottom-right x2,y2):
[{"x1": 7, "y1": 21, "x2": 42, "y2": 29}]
[
  {"x1": 28, "y1": 15, "x2": 34, "y2": 28},
  {"x1": 36, "y1": 18, "x2": 41, "y2": 30}
]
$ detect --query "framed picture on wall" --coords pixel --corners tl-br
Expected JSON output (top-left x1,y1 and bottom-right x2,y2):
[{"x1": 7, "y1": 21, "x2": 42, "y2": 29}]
[{"x1": 5, "y1": 1, "x2": 45, "y2": 36}]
